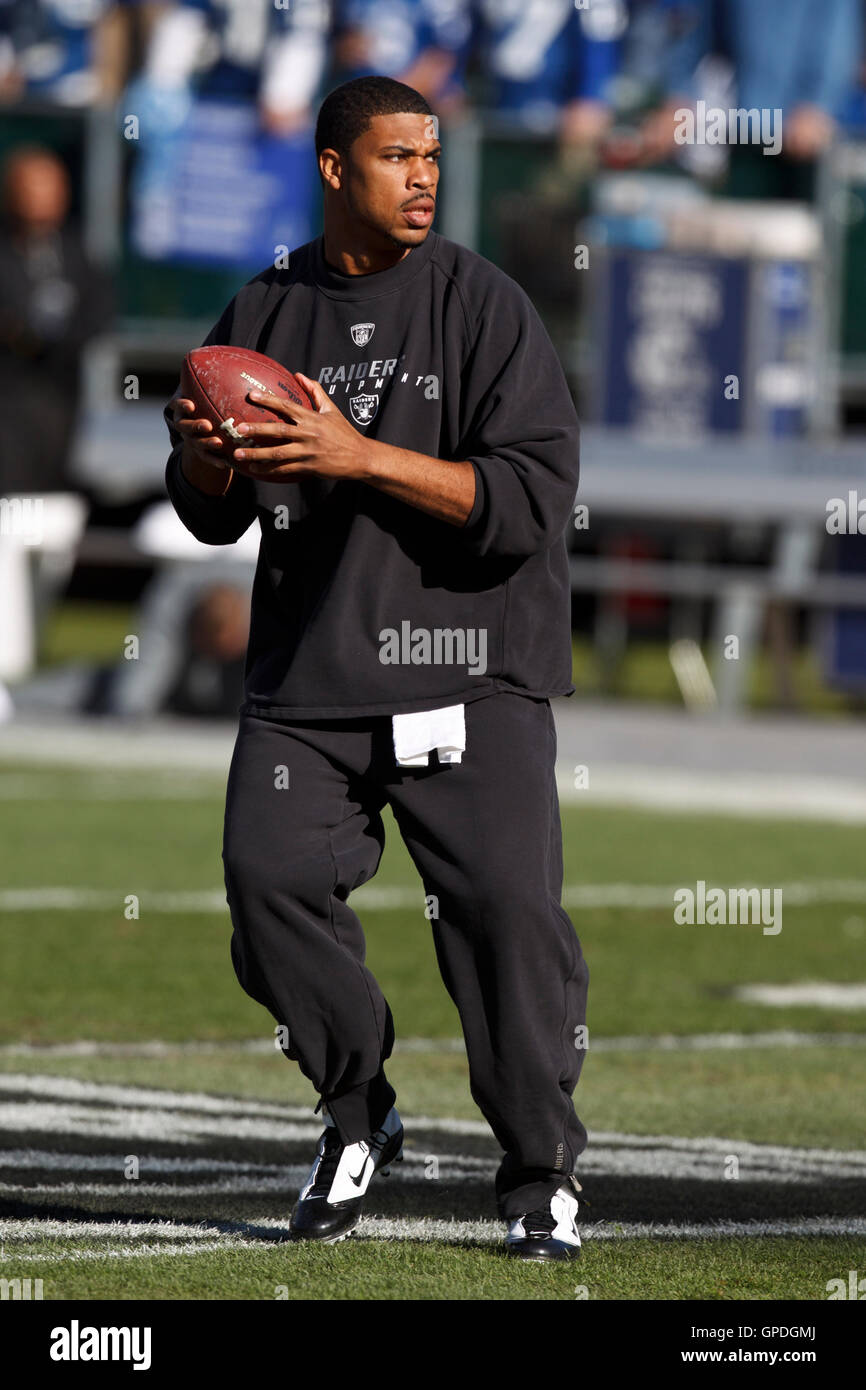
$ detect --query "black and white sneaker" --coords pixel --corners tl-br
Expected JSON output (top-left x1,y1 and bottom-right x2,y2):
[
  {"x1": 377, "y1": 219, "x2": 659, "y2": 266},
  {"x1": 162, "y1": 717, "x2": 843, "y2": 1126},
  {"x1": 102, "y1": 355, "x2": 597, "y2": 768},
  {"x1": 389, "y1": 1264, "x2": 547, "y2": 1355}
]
[
  {"x1": 504, "y1": 1176, "x2": 582, "y2": 1262},
  {"x1": 289, "y1": 1106, "x2": 403, "y2": 1243}
]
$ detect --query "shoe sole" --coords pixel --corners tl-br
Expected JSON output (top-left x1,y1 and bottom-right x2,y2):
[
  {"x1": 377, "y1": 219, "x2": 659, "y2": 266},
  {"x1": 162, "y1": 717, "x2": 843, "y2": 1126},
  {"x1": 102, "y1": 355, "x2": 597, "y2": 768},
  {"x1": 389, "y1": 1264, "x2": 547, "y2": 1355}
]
[
  {"x1": 505, "y1": 1249, "x2": 580, "y2": 1263},
  {"x1": 288, "y1": 1214, "x2": 362, "y2": 1244},
  {"x1": 318, "y1": 1226, "x2": 356, "y2": 1245},
  {"x1": 504, "y1": 1239, "x2": 581, "y2": 1263}
]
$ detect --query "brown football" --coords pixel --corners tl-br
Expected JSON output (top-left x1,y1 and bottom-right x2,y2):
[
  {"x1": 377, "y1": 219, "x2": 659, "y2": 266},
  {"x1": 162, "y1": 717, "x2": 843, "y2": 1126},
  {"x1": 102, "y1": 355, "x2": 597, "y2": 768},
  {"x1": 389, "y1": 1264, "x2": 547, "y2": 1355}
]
[{"x1": 180, "y1": 346, "x2": 314, "y2": 455}]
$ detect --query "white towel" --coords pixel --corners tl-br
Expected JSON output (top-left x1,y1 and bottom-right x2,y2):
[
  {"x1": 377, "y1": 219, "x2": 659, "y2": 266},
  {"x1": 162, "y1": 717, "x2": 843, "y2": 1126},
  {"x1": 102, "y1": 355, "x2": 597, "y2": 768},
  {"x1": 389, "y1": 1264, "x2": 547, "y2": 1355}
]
[{"x1": 392, "y1": 704, "x2": 466, "y2": 767}]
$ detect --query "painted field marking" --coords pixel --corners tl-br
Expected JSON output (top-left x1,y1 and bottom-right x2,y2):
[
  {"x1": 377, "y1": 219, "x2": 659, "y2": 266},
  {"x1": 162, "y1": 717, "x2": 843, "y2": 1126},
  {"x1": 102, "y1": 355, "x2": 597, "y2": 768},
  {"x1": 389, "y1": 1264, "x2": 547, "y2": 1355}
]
[
  {"x1": 2, "y1": 742, "x2": 865, "y2": 820},
  {"x1": 2, "y1": 1030, "x2": 866, "y2": 1061},
  {"x1": 1, "y1": 1076, "x2": 865, "y2": 1187},
  {"x1": 556, "y1": 767, "x2": 866, "y2": 823},
  {"x1": 3, "y1": 1215, "x2": 866, "y2": 1263},
  {"x1": 4, "y1": 879, "x2": 866, "y2": 914},
  {"x1": 734, "y1": 983, "x2": 866, "y2": 1010}
]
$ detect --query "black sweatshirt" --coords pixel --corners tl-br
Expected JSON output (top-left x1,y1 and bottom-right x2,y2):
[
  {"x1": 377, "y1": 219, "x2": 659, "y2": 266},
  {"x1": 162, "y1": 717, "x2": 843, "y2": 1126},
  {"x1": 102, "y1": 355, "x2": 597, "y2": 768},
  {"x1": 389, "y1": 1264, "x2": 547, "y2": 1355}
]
[{"x1": 164, "y1": 230, "x2": 580, "y2": 718}]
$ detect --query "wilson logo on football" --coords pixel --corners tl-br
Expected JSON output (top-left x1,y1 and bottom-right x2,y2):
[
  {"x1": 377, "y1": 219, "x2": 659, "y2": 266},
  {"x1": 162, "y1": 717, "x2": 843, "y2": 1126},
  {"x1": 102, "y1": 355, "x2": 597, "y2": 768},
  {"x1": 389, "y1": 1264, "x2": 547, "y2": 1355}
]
[
  {"x1": 350, "y1": 322, "x2": 375, "y2": 346},
  {"x1": 349, "y1": 393, "x2": 378, "y2": 426}
]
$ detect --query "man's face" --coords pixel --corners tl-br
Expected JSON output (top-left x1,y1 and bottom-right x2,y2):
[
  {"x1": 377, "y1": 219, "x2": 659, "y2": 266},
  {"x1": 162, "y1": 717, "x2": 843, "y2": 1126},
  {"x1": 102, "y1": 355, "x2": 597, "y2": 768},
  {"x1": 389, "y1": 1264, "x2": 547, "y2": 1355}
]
[
  {"x1": 5, "y1": 154, "x2": 69, "y2": 232},
  {"x1": 326, "y1": 112, "x2": 441, "y2": 249}
]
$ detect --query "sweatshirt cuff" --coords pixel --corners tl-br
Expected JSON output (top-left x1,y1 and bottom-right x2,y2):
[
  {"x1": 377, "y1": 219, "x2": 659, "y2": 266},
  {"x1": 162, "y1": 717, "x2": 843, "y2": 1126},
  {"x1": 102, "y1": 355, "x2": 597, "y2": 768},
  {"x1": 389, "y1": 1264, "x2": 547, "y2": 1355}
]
[{"x1": 462, "y1": 460, "x2": 486, "y2": 534}]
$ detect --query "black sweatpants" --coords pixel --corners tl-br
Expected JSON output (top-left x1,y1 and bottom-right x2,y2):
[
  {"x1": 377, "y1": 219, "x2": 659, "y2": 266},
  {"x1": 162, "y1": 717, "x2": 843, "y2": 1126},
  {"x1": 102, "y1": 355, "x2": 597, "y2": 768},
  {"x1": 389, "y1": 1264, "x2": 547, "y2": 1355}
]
[{"x1": 222, "y1": 690, "x2": 589, "y2": 1219}]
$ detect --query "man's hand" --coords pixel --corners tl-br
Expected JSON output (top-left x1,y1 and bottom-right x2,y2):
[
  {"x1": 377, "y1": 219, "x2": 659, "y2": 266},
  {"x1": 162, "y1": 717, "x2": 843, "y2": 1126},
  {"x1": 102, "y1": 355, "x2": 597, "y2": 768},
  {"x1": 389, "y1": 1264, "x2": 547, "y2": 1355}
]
[
  {"x1": 559, "y1": 98, "x2": 612, "y2": 150},
  {"x1": 171, "y1": 397, "x2": 234, "y2": 497},
  {"x1": 259, "y1": 104, "x2": 313, "y2": 138},
  {"x1": 231, "y1": 373, "x2": 372, "y2": 481},
  {"x1": 635, "y1": 100, "x2": 686, "y2": 166},
  {"x1": 784, "y1": 104, "x2": 835, "y2": 161},
  {"x1": 234, "y1": 374, "x2": 475, "y2": 527}
]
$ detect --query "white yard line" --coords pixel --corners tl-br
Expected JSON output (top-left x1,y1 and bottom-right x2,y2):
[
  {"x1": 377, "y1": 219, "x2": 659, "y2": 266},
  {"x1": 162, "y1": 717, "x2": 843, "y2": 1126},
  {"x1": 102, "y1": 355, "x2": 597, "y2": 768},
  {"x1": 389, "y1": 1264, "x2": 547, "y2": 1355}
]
[
  {"x1": 362, "y1": 1215, "x2": 866, "y2": 1242},
  {"x1": 2, "y1": 1030, "x2": 866, "y2": 1061},
  {"x1": 3, "y1": 1142, "x2": 866, "y2": 1189},
  {"x1": 0, "y1": 1037, "x2": 470, "y2": 1058},
  {"x1": 1, "y1": 1067, "x2": 864, "y2": 1260},
  {"x1": 2, "y1": 1149, "x2": 863, "y2": 1185},
  {"x1": 3, "y1": 1215, "x2": 866, "y2": 1262},
  {"x1": 0, "y1": 723, "x2": 235, "y2": 772},
  {"x1": 565, "y1": 881, "x2": 866, "y2": 909},
  {"x1": 2, "y1": 1241, "x2": 255, "y2": 1263},
  {"x1": 2, "y1": 1074, "x2": 866, "y2": 1161},
  {"x1": 0, "y1": 1101, "x2": 321, "y2": 1145},
  {"x1": 3, "y1": 1140, "x2": 866, "y2": 1179},
  {"x1": 556, "y1": 767, "x2": 866, "y2": 823},
  {"x1": 0, "y1": 1150, "x2": 282, "y2": 1174},
  {"x1": 0, "y1": 1218, "x2": 244, "y2": 1241},
  {"x1": 0, "y1": 1073, "x2": 304, "y2": 1116},
  {"x1": 0, "y1": 1177, "x2": 321, "y2": 1197},
  {"x1": 0, "y1": 888, "x2": 229, "y2": 912},
  {"x1": 734, "y1": 983, "x2": 866, "y2": 1010},
  {"x1": 578, "y1": 1030, "x2": 866, "y2": 1051},
  {"x1": 1, "y1": 1075, "x2": 865, "y2": 1185},
  {"x1": 4, "y1": 879, "x2": 866, "y2": 913},
  {"x1": 2, "y1": 724, "x2": 866, "y2": 819}
]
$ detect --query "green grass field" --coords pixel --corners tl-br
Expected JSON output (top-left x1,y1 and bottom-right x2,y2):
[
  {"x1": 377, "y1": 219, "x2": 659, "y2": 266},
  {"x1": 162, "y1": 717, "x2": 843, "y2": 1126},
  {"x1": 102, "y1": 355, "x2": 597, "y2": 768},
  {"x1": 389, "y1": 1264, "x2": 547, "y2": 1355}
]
[{"x1": 1, "y1": 759, "x2": 864, "y2": 1300}]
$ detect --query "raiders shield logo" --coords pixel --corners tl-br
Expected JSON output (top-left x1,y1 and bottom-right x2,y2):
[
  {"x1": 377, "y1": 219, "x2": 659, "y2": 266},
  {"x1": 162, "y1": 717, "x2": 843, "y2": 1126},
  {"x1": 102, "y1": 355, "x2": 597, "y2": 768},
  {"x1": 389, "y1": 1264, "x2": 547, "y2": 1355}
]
[
  {"x1": 349, "y1": 393, "x2": 378, "y2": 426},
  {"x1": 350, "y1": 322, "x2": 375, "y2": 346}
]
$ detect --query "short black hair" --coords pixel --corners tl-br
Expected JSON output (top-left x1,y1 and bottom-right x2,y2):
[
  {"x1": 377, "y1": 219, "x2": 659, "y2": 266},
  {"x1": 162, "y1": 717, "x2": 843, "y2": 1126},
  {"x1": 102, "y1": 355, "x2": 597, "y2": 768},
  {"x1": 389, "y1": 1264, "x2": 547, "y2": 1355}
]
[{"x1": 315, "y1": 76, "x2": 433, "y2": 162}]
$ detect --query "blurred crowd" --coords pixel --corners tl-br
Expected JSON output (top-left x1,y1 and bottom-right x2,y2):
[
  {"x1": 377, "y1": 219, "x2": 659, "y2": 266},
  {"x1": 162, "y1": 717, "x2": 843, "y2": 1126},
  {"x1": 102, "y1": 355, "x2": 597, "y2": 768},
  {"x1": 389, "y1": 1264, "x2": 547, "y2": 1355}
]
[{"x1": 0, "y1": 0, "x2": 863, "y2": 157}]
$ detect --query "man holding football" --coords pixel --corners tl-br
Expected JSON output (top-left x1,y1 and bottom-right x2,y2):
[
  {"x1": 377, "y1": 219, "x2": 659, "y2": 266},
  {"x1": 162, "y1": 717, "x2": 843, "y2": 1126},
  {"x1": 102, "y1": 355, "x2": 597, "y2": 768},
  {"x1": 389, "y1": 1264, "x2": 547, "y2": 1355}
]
[{"x1": 165, "y1": 75, "x2": 588, "y2": 1261}]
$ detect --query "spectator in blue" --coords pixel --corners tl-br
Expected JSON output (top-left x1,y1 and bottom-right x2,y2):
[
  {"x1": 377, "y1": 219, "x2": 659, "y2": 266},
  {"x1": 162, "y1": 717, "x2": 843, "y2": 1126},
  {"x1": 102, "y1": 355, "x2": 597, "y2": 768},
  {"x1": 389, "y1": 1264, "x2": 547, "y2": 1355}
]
[
  {"x1": 328, "y1": 0, "x2": 471, "y2": 113},
  {"x1": 138, "y1": 0, "x2": 329, "y2": 135},
  {"x1": 472, "y1": 0, "x2": 628, "y2": 151},
  {"x1": 638, "y1": 0, "x2": 862, "y2": 197},
  {"x1": 0, "y1": 0, "x2": 151, "y2": 107}
]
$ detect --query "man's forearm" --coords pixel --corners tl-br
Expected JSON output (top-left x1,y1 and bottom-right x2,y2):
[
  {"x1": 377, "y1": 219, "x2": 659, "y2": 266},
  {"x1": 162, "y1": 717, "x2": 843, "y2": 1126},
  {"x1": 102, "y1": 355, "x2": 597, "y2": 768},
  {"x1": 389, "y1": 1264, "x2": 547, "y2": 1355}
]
[{"x1": 362, "y1": 440, "x2": 476, "y2": 527}]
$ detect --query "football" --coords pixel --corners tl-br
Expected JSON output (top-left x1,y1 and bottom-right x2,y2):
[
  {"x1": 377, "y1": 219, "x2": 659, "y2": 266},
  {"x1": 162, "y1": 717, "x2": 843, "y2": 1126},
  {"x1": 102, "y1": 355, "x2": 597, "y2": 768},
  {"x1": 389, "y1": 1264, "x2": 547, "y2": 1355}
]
[{"x1": 180, "y1": 346, "x2": 314, "y2": 452}]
